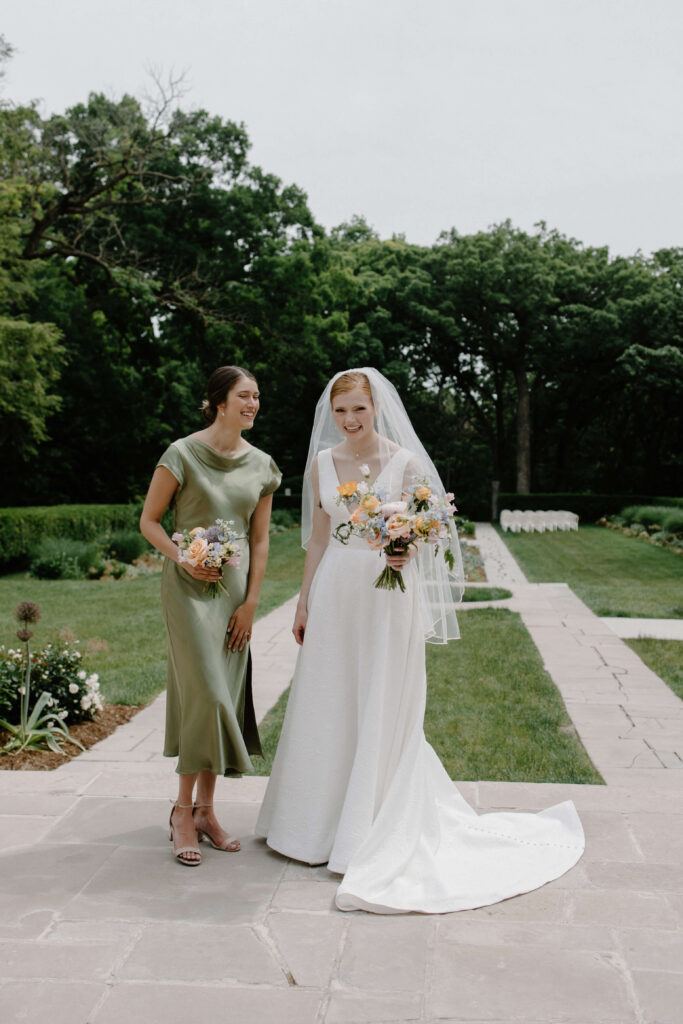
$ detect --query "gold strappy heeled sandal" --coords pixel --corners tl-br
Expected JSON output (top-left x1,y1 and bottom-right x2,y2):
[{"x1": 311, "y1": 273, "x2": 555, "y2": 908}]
[
  {"x1": 169, "y1": 801, "x2": 201, "y2": 866},
  {"x1": 193, "y1": 803, "x2": 241, "y2": 852}
]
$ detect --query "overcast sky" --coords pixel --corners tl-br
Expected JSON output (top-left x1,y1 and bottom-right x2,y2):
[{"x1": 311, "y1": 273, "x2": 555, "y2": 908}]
[{"x1": 4, "y1": 0, "x2": 683, "y2": 255}]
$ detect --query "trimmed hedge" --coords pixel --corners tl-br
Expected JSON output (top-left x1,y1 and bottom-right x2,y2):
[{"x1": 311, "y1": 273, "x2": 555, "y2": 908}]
[
  {"x1": 498, "y1": 493, "x2": 683, "y2": 523},
  {"x1": 0, "y1": 504, "x2": 143, "y2": 571}
]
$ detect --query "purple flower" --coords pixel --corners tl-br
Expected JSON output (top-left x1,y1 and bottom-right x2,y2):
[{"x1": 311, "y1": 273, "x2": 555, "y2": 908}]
[
  {"x1": 15, "y1": 601, "x2": 41, "y2": 626},
  {"x1": 204, "y1": 525, "x2": 222, "y2": 543}
]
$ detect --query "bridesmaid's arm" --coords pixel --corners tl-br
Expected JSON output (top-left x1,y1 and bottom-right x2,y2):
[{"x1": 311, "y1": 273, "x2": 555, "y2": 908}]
[
  {"x1": 227, "y1": 493, "x2": 273, "y2": 652},
  {"x1": 139, "y1": 467, "x2": 219, "y2": 582},
  {"x1": 293, "y1": 458, "x2": 330, "y2": 646}
]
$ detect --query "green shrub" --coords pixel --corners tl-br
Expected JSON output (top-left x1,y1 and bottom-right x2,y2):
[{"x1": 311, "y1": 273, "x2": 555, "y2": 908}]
[
  {"x1": 30, "y1": 537, "x2": 106, "y2": 580},
  {"x1": 455, "y1": 516, "x2": 476, "y2": 537},
  {"x1": 0, "y1": 503, "x2": 143, "y2": 571},
  {"x1": 99, "y1": 529, "x2": 149, "y2": 563},
  {"x1": 270, "y1": 508, "x2": 299, "y2": 531},
  {"x1": 661, "y1": 509, "x2": 683, "y2": 534}
]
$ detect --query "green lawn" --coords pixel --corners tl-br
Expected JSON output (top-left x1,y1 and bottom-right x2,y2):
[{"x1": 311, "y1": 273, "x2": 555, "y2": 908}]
[
  {"x1": 251, "y1": 608, "x2": 603, "y2": 785},
  {"x1": 0, "y1": 529, "x2": 305, "y2": 706},
  {"x1": 498, "y1": 525, "x2": 683, "y2": 618},
  {"x1": 626, "y1": 639, "x2": 683, "y2": 701}
]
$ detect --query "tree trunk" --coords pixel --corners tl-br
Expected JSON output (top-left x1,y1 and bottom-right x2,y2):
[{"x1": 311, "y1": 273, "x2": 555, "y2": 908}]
[{"x1": 514, "y1": 362, "x2": 531, "y2": 492}]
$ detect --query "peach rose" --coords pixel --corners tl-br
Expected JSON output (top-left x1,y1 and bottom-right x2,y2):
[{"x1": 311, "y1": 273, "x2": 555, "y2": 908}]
[
  {"x1": 184, "y1": 536, "x2": 209, "y2": 566},
  {"x1": 366, "y1": 532, "x2": 385, "y2": 550},
  {"x1": 336, "y1": 481, "x2": 357, "y2": 498},
  {"x1": 415, "y1": 485, "x2": 432, "y2": 501},
  {"x1": 386, "y1": 514, "x2": 413, "y2": 540},
  {"x1": 360, "y1": 494, "x2": 380, "y2": 513},
  {"x1": 189, "y1": 526, "x2": 206, "y2": 538},
  {"x1": 350, "y1": 507, "x2": 368, "y2": 524}
]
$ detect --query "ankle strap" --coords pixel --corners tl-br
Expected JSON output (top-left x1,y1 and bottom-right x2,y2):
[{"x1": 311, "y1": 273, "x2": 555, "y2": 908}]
[
  {"x1": 193, "y1": 803, "x2": 212, "y2": 808},
  {"x1": 172, "y1": 801, "x2": 194, "y2": 808}
]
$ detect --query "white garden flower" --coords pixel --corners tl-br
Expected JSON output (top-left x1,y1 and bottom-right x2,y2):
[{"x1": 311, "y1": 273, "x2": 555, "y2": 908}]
[
  {"x1": 59, "y1": 710, "x2": 68, "y2": 720},
  {"x1": 69, "y1": 683, "x2": 79, "y2": 694},
  {"x1": 77, "y1": 670, "x2": 87, "y2": 680},
  {"x1": 80, "y1": 696, "x2": 91, "y2": 710}
]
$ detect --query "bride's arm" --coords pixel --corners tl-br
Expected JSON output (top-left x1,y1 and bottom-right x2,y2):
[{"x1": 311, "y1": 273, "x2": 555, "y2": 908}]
[{"x1": 292, "y1": 458, "x2": 330, "y2": 645}]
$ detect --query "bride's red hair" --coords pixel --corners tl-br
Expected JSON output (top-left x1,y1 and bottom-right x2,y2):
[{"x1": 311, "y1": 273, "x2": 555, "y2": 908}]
[{"x1": 330, "y1": 371, "x2": 374, "y2": 405}]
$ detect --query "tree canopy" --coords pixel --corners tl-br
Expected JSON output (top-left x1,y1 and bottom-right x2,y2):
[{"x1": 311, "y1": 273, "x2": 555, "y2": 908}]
[{"x1": 1, "y1": 47, "x2": 681, "y2": 514}]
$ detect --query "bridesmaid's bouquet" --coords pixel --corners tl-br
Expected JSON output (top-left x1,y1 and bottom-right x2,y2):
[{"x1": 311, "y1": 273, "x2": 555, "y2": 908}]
[
  {"x1": 334, "y1": 465, "x2": 457, "y2": 592},
  {"x1": 172, "y1": 519, "x2": 243, "y2": 598}
]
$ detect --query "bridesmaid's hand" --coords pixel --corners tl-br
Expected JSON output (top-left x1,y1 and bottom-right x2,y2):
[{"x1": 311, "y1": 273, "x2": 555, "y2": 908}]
[
  {"x1": 176, "y1": 549, "x2": 221, "y2": 583},
  {"x1": 227, "y1": 602, "x2": 255, "y2": 652},
  {"x1": 292, "y1": 605, "x2": 307, "y2": 646}
]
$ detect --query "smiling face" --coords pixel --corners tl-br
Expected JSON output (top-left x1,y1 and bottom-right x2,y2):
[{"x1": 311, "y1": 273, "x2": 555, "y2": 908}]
[
  {"x1": 219, "y1": 375, "x2": 260, "y2": 431},
  {"x1": 331, "y1": 386, "x2": 375, "y2": 443}
]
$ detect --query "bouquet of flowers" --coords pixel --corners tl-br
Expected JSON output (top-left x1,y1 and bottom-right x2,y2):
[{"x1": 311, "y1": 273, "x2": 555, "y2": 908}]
[
  {"x1": 172, "y1": 519, "x2": 243, "y2": 598},
  {"x1": 334, "y1": 465, "x2": 457, "y2": 592}
]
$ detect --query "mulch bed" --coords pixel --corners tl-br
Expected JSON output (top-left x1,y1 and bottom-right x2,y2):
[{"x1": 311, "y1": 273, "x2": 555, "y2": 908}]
[{"x1": 0, "y1": 704, "x2": 143, "y2": 771}]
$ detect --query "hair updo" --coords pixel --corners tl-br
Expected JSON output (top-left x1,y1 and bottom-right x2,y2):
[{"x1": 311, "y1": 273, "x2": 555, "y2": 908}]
[
  {"x1": 329, "y1": 371, "x2": 374, "y2": 406},
  {"x1": 201, "y1": 365, "x2": 257, "y2": 424}
]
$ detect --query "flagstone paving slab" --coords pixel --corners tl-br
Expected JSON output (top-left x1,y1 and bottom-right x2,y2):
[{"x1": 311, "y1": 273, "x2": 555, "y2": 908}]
[{"x1": 428, "y1": 941, "x2": 637, "y2": 1023}]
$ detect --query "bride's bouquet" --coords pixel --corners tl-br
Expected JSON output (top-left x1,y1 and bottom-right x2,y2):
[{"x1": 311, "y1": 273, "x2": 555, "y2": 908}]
[
  {"x1": 334, "y1": 465, "x2": 457, "y2": 592},
  {"x1": 172, "y1": 519, "x2": 243, "y2": 598}
]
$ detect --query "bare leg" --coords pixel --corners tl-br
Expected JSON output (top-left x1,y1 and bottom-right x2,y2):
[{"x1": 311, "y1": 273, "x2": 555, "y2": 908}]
[
  {"x1": 194, "y1": 770, "x2": 241, "y2": 852},
  {"x1": 170, "y1": 772, "x2": 201, "y2": 864}
]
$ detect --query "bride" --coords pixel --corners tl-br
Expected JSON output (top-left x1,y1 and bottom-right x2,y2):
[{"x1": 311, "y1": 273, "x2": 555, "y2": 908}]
[{"x1": 255, "y1": 368, "x2": 584, "y2": 914}]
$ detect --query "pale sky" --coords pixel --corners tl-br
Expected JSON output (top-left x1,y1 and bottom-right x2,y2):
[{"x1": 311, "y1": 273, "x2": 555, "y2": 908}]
[{"x1": 4, "y1": 0, "x2": 683, "y2": 255}]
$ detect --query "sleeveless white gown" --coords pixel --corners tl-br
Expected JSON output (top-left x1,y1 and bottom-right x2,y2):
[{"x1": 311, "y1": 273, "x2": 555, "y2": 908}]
[{"x1": 255, "y1": 448, "x2": 585, "y2": 914}]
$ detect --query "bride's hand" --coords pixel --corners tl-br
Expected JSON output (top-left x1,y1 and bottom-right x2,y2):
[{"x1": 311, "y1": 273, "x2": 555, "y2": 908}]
[
  {"x1": 292, "y1": 605, "x2": 307, "y2": 646},
  {"x1": 385, "y1": 544, "x2": 417, "y2": 570}
]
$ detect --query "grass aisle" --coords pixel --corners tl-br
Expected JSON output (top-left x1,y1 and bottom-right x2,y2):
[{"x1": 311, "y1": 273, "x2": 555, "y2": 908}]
[
  {"x1": 0, "y1": 530, "x2": 306, "y2": 706},
  {"x1": 626, "y1": 638, "x2": 683, "y2": 701},
  {"x1": 252, "y1": 607, "x2": 603, "y2": 785},
  {"x1": 498, "y1": 524, "x2": 683, "y2": 619}
]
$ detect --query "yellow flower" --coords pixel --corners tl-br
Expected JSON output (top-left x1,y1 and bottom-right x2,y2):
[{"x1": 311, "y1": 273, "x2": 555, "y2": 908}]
[
  {"x1": 360, "y1": 494, "x2": 380, "y2": 513},
  {"x1": 415, "y1": 485, "x2": 432, "y2": 501},
  {"x1": 336, "y1": 481, "x2": 358, "y2": 498}
]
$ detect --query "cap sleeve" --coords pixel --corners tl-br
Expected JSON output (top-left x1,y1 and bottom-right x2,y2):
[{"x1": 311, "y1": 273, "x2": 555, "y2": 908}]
[
  {"x1": 156, "y1": 443, "x2": 185, "y2": 487},
  {"x1": 260, "y1": 456, "x2": 282, "y2": 498}
]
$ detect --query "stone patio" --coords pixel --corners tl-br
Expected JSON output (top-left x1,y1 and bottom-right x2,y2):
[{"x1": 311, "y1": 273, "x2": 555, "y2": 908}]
[{"x1": 0, "y1": 531, "x2": 681, "y2": 1024}]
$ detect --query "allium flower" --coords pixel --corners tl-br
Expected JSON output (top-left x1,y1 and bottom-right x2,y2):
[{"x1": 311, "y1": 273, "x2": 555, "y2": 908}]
[
  {"x1": 16, "y1": 628, "x2": 34, "y2": 642},
  {"x1": 15, "y1": 601, "x2": 42, "y2": 626}
]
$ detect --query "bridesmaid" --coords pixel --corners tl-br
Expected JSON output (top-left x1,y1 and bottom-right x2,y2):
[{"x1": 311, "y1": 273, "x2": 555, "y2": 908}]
[{"x1": 141, "y1": 366, "x2": 281, "y2": 866}]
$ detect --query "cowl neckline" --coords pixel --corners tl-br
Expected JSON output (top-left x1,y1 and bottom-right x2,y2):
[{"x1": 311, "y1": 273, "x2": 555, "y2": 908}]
[{"x1": 181, "y1": 436, "x2": 255, "y2": 471}]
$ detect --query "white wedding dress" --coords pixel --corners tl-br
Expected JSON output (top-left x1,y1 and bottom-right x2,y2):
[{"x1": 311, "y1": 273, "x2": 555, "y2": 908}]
[{"x1": 255, "y1": 448, "x2": 585, "y2": 914}]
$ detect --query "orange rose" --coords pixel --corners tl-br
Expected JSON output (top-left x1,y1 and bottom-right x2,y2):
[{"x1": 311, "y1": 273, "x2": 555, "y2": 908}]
[
  {"x1": 336, "y1": 481, "x2": 357, "y2": 498},
  {"x1": 350, "y1": 507, "x2": 367, "y2": 523},
  {"x1": 360, "y1": 494, "x2": 380, "y2": 513},
  {"x1": 415, "y1": 485, "x2": 432, "y2": 501},
  {"x1": 184, "y1": 536, "x2": 209, "y2": 566},
  {"x1": 386, "y1": 514, "x2": 413, "y2": 540}
]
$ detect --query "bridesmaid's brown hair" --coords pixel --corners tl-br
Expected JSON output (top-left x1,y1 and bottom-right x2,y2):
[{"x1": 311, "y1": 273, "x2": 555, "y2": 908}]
[{"x1": 201, "y1": 366, "x2": 257, "y2": 424}]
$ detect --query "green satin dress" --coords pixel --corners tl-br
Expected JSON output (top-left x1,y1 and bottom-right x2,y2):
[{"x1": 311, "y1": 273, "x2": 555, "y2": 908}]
[{"x1": 157, "y1": 437, "x2": 281, "y2": 776}]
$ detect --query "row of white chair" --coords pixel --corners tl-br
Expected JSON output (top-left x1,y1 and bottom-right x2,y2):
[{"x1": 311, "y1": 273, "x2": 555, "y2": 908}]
[{"x1": 500, "y1": 509, "x2": 579, "y2": 533}]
